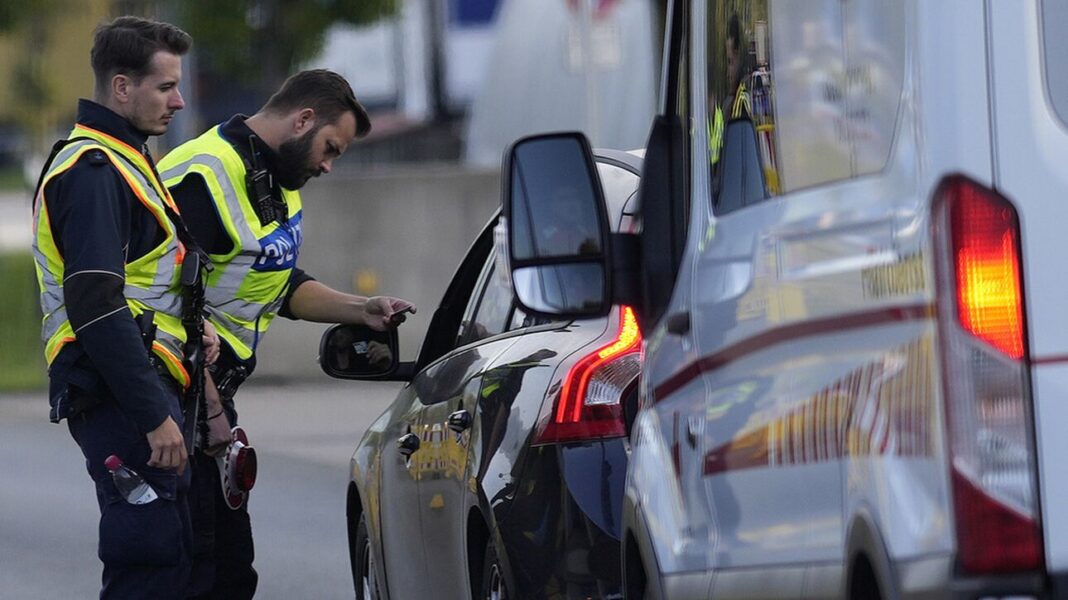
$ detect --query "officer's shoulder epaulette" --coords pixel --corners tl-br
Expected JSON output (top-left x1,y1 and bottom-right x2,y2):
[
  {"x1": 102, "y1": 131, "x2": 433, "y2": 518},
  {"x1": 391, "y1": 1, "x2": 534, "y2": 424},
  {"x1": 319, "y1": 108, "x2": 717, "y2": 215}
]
[{"x1": 85, "y1": 150, "x2": 109, "y2": 166}]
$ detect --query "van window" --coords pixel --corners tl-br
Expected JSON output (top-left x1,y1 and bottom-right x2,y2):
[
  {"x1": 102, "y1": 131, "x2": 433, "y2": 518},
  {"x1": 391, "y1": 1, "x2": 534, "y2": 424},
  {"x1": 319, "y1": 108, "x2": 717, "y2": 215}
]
[
  {"x1": 706, "y1": 1, "x2": 849, "y2": 213},
  {"x1": 844, "y1": 0, "x2": 905, "y2": 176},
  {"x1": 706, "y1": 1, "x2": 904, "y2": 212},
  {"x1": 1042, "y1": 0, "x2": 1068, "y2": 128}
]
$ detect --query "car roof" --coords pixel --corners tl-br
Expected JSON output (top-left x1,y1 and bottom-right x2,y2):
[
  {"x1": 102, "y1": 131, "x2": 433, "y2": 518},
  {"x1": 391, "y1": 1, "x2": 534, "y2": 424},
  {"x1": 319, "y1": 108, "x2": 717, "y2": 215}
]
[
  {"x1": 594, "y1": 149, "x2": 643, "y2": 227},
  {"x1": 488, "y1": 148, "x2": 642, "y2": 229}
]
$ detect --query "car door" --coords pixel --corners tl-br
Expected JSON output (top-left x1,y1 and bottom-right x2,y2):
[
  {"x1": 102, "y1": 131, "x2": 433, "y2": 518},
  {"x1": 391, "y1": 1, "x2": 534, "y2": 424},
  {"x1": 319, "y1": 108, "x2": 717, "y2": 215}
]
[
  {"x1": 376, "y1": 388, "x2": 435, "y2": 600},
  {"x1": 412, "y1": 245, "x2": 525, "y2": 597},
  {"x1": 374, "y1": 218, "x2": 502, "y2": 599}
]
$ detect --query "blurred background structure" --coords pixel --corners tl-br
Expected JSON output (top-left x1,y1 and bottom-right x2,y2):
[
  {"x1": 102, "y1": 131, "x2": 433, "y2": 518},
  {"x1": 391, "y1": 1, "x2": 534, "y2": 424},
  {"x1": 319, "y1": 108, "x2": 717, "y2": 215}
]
[{"x1": 0, "y1": 0, "x2": 664, "y2": 390}]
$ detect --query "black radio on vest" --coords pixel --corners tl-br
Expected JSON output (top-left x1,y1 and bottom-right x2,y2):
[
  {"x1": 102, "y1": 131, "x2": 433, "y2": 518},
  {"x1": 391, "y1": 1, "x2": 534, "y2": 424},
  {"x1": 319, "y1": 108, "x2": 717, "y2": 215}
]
[{"x1": 246, "y1": 136, "x2": 279, "y2": 226}]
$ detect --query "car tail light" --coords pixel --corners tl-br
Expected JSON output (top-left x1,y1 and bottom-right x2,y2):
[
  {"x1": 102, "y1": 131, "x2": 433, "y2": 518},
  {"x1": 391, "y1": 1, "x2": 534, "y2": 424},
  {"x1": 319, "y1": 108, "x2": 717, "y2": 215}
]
[
  {"x1": 934, "y1": 176, "x2": 1042, "y2": 574},
  {"x1": 533, "y1": 306, "x2": 642, "y2": 445}
]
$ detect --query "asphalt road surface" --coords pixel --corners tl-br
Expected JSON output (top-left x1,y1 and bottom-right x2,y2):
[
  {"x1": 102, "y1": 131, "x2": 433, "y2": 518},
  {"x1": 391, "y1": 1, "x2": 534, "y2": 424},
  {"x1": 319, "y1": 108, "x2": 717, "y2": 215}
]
[{"x1": 0, "y1": 379, "x2": 399, "y2": 599}]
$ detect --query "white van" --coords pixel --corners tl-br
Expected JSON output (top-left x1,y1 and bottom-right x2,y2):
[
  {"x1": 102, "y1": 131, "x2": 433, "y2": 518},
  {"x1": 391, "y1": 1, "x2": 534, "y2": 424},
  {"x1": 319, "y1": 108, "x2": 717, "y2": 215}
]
[{"x1": 498, "y1": 0, "x2": 1068, "y2": 598}]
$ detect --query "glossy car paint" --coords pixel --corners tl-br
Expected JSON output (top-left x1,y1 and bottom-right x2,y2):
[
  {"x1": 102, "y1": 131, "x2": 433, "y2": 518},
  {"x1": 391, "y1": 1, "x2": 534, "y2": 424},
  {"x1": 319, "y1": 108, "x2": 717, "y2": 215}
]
[{"x1": 346, "y1": 154, "x2": 643, "y2": 599}]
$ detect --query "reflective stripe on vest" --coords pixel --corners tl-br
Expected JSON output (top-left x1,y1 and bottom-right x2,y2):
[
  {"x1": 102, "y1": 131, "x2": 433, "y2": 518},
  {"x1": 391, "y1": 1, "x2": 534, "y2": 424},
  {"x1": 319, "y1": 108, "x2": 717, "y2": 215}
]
[
  {"x1": 731, "y1": 81, "x2": 751, "y2": 120},
  {"x1": 707, "y1": 105, "x2": 725, "y2": 166},
  {"x1": 32, "y1": 126, "x2": 191, "y2": 388},
  {"x1": 158, "y1": 126, "x2": 303, "y2": 360}
]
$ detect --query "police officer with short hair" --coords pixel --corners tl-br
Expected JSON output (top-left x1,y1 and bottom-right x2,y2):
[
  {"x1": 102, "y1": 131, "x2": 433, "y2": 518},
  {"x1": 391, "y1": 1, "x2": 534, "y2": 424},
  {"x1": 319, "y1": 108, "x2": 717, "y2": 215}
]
[
  {"x1": 160, "y1": 69, "x2": 415, "y2": 599},
  {"x1": 31, "y1": 16, "x2": 218, "y2": 599}
]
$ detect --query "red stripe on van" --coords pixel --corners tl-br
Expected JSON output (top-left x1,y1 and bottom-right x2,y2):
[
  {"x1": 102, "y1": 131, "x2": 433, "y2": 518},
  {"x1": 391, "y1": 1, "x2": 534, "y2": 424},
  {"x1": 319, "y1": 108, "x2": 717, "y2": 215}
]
[
  {"x1": 702, "y1": 336, "x2": 936, "y2": 476},
  {"x1": 653, "y1": 304, "x2": 934, "y2": 402}
]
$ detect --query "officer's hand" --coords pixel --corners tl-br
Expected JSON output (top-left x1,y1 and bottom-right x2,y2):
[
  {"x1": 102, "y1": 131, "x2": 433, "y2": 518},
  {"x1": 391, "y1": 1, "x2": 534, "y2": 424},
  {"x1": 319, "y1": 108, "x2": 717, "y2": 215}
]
[
  {"x1": 364, "y1": 297, "x2": 416, "y2": 331},
  {"x1": 366, "y1": 340, "x2": 394, "y2": 370},
  {"x1": 202, "y1": 320, "x2": 220, "y2": 365},
  {"x1": 146, "y1": 416, "x2": 188, "y2": 475}
]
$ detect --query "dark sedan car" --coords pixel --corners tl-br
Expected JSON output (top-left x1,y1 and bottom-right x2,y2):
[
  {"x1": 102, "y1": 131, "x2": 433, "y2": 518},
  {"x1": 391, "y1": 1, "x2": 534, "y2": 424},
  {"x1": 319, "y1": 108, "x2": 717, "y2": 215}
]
[{"x1": 318, "y1": 150, "x2": 643, "y2": 599}]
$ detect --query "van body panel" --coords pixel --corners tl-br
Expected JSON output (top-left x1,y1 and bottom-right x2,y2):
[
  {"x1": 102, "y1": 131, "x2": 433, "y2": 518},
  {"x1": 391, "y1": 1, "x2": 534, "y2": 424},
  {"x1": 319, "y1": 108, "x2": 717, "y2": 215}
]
[
  {"x1": 633, "y1": 0, "x2": 1001, "y2": 595},
  {"x1": 988, "y1": 0, "x2": 1068, "y2": 361},
  {"x1": 911, "y1": 0, "x2": 995, "y2": 190},
  {"x1": 988, "y1": 0, "x2": 1068, "y2": 573},
  {"x1": 627, "y1": 404, "x2": 715, "y2": 574},
  {"x1": 1030, "y1": 364, "x2": 1068, "y2": 572}
]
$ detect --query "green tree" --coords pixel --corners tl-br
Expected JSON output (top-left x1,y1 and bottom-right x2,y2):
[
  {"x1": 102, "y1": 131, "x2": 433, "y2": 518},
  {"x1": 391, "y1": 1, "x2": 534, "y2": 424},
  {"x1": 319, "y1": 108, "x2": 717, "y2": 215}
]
[
  {"x1": 0, "y1": 0, "x2": 80, "y2": 154},
  {"x1": 177, "y1": 0, "x2": 397, "y2": 100}
]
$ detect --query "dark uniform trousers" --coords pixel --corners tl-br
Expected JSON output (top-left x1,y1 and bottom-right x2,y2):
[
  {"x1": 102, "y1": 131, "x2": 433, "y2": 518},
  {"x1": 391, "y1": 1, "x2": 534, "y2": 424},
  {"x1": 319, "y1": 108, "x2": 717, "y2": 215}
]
[
  {"x1": 188, "y1": 447, "x2": 257, "y2": 599},
  {"x1": 66, "y1": 381, "x2": 192, "y2": 600}
]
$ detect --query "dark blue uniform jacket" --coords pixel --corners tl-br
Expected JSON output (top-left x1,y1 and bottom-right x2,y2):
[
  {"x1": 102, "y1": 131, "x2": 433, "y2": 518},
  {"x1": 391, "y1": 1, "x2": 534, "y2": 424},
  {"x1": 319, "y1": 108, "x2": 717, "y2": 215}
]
[{"x1": 44, "y1": 100, "x2": 177, "y2": 433}]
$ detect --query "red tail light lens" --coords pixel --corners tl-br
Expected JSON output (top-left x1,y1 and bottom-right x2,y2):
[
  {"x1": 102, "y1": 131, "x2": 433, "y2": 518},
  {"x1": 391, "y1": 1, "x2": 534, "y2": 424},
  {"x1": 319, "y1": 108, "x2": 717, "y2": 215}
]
[
  {"x1": 534, "y1": 306, "x2": 642, "y2": 444},
  {"x1": 950, "y1": 184, "x2": 1025, "y2": 359},
  {"x1": 936, "y1": 176, "x2": 1042, "y2": 574},
  {"x1": 952, "y1": 469, "x2": 1042, "y2": 573}
]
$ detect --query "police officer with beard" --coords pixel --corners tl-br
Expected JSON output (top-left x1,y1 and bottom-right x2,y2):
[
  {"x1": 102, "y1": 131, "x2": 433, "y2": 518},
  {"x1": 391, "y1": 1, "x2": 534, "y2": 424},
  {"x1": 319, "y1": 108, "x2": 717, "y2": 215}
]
[{"x1": 159, "y1": 70, "x2": 414, "y2": 598}]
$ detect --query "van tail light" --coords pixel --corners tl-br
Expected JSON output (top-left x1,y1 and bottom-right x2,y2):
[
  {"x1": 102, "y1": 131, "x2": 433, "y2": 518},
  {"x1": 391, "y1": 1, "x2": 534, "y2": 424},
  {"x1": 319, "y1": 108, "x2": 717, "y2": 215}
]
[
  {"x1": 533, "y1": 306, "x2": 642, "y2": 445},
  {"x1": 934, "y1": 176, "x2": 1043, "y2": 574}
]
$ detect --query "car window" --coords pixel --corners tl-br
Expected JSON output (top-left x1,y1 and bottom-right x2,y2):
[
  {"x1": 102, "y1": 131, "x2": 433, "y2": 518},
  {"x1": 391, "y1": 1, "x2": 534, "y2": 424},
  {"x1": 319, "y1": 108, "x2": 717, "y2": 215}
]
[
  {"x1": 509, "y1": 305, "x2": 557, "y2": 330},
  {"x1": 509, "y1": 306, "x2": 531, "y2": 331},
  {"x1": 1042, "y1": 0, "x2": 1068, "y2": 129},
  {"x1": 596, "y1": 161, "x2": 641, "y2": 228},
  {"x1": 460, "y1": 252, "x2": 514, "y2": 345},
  {"x1": 415, "y1": 217, "x2": 496, "y2": 371}
]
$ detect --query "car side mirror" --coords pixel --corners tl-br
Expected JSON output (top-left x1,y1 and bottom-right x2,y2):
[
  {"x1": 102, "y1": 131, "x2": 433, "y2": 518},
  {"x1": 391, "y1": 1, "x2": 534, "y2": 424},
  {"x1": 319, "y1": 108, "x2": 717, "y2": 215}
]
[
  {"x1": 319, "y1": 324, "x2": 402, "y2": 380},
  {"x1": 502, "y1": 132, "x2": 611, "y2": 319}
]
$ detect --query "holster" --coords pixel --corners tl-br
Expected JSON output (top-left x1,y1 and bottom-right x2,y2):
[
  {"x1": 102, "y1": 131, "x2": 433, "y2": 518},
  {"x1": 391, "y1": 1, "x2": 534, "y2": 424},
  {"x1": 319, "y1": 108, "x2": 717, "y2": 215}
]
[{"x1": 210, "y1": 363, "x2": 249, "y2": 402}]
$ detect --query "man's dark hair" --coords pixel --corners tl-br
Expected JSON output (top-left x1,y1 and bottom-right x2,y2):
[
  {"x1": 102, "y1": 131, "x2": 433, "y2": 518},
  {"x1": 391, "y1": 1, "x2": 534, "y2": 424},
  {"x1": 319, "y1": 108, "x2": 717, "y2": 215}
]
[
  {"x1": 262, "y1": 69, "x2": 372, "y2": 138},
  {"x1": 727, "y1": 14, "x2": 742, "y2": 52},
  {"x1": 91, "y1": 16, "x2": 191, "y2": 95}
]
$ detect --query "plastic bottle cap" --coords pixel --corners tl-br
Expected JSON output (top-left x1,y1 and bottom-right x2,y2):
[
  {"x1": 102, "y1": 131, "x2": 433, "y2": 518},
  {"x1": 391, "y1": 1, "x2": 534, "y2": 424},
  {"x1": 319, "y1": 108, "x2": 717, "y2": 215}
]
[{"x1": 104, "y1": 455, "x2": 123, "y2": 472}]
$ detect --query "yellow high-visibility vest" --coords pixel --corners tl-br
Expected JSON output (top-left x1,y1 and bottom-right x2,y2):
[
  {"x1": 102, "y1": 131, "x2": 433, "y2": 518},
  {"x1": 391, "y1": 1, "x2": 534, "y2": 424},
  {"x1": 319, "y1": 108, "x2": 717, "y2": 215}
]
[
  {"x1": 159, "y1": 126, "x2": 303, "y2": 360},
  {"x1": 32, "y1": 124, "x2": 191, "y2": 387}
]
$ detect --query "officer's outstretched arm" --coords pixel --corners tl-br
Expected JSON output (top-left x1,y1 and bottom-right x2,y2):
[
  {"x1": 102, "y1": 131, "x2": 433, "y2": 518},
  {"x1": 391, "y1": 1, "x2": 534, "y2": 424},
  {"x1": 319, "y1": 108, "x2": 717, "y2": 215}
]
[{"x1": 286, "y1": 280, "x2": 415, "y2": 331}]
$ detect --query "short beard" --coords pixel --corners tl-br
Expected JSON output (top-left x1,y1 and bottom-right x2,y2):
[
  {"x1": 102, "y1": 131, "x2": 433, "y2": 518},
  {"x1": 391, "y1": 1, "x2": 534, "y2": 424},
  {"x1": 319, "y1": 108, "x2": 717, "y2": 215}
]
[{"x1": 275, "y1": 125, "x2": 320, "y2": 190}]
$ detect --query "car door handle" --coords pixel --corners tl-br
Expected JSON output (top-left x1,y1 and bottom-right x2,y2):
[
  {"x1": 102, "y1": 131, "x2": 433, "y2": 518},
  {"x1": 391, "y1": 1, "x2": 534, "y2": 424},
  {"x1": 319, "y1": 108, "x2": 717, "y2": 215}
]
[
  {"x1": 448, "y1": 409, "x2": 472, "y2": 433},
  {"x1": 666, "y1": 311, "x2": 691, "y2": 336},
  {"x1": 397, "y1": 432, "x2": 421, "y2": 457}
]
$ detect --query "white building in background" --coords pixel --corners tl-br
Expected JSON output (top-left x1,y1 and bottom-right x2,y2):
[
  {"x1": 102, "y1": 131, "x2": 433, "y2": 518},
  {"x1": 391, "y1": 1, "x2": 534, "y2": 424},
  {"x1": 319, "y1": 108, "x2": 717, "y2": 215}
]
[
  {"x1": 307, "y1": 0, "x2": 501, "y2": 119},
  {"x1": 464, "y1": 0, "x2": 658, "y2": 165},
  {"x1": 307, "y1": 0, "x2": 658, "y2": 165}
]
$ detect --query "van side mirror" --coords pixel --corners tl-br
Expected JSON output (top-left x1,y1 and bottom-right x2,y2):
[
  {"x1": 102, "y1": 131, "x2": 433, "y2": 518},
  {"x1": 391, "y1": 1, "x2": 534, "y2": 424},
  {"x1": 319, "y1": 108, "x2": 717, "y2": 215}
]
[
  {"x1": 319, "y1": 324, "x2": 409, "y2": 381},
  {"x1": 503, "y1": 132, "x2": 611, "y2": 318}
]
